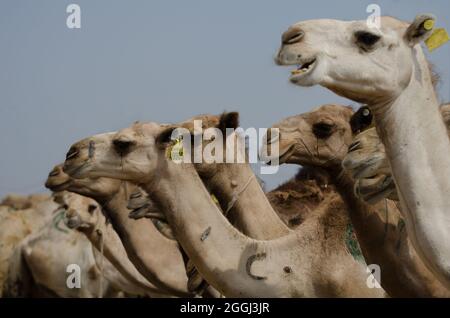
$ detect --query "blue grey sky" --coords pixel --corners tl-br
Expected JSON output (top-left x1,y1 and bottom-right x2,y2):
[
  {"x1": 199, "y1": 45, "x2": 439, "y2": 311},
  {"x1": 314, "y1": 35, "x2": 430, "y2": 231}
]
[{"x1": 1, "y1": 0, "x2": 449, "y2": 197}]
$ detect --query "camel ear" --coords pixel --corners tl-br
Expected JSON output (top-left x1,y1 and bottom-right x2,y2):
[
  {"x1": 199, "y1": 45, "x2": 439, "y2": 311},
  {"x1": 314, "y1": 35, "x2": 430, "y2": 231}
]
[
  {"x1": 156, "y1": 126, "x2": 177, "y2": 147},
  {"x1": 156, "y1": 125, "x2": 193, "y2": 149},
  {"x1": 218, "y1": 112, "x2": 239, "y2": 133},
  {"x1": 350, "y1": 106, "x2": 373, "y2": 133},
  {"x1": 404, "y1": 14, "x2": 436, "y2": 47}
]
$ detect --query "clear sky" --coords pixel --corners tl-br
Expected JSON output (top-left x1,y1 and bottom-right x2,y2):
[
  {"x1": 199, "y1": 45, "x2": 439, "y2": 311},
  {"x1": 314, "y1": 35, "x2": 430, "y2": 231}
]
[{"x1": 1, "y1": 0, "x2": 449, "y2": 197}]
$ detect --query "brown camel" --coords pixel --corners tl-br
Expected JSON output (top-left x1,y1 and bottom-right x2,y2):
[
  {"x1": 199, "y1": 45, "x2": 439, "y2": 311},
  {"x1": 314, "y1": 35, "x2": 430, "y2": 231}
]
[
  {"x1": 344, "y1": 104, "x2": 450, "y2": 203},
  {"x1": 261, "y1": 103, "x2": 450, "y2": 297}
]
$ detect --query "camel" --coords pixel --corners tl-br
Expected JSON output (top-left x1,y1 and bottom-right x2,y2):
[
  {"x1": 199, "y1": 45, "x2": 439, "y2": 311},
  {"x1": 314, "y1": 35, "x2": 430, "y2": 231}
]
[
  {"x1": 0, "y1": 197, "x2": 56, "y2": 296},
  {"x1": 44, "y1": 164, "x2": 193, "y2": 297},
  {"x1": 275, "y1": 14, "x2": 450, "y2": 286},
  {"x1": 260, "y1": 103, "x2": 450, "y2": 297},
  {"x1": 61, "y1": 120, "x2": 385, "y2": 297},
  {"x1": 344, "y1": 104, "x2": 450, "y2": 203},
  {"x1": 3, "y1": 197, "x2": 121, "y2": 298},
  {"x1": 1, "y1": 194, "x2": 50, "y2": 211},
  {"x1": 51, "y1": 190, "x2": 166, "y2": 297}
]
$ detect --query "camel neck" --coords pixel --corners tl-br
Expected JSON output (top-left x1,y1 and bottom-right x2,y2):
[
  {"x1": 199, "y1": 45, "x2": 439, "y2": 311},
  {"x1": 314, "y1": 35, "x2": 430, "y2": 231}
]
[
  {"x1": 80, "y1": 209, "x2": 159, "y2": 294},
  {"x1": 206, "y1": 163, "x2": 290, "y2": 239},
  {"x1": 101, "y1": 184, "x2": 191, "y2": 297},
  {"x1": 370, "y1": 47, "x2": 450, "y2": 285},
  {"x1": 146, "y1": 160, "x2": 300, "y2": 297},
  {"x1": 327, "y1": 165, "x2": 390, "y2": 253}
]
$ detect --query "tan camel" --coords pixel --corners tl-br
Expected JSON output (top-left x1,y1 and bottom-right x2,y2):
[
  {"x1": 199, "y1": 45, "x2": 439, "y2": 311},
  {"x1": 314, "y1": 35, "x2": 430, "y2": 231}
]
[
  {"x1": 1, "y1": 194, "x2": 50, "y2": 211},
  {"x1": 3, "y1": 198, "x2": 121, "y2": 298},
  {"x1": 344, "y1": 104, "x2": 450, "y2": 203},
  {"x1": 260, "y1": 104, "x2": 450, "y2": 297},
  {"x1": 52, "y1": 190, "x2": 166, "y2": 297},
  {"x1": 0, "y1": 197, "x2": 56, "y2": 296},
  {"x1": 61, "y1": 121, "x2": 385, "y2": 297},
  {"x1": 44, "y1": 164, "x2": 193, "y2": 297},
  {"x1": 275, "y1": 14, "x2": 450, "y2": 286}
]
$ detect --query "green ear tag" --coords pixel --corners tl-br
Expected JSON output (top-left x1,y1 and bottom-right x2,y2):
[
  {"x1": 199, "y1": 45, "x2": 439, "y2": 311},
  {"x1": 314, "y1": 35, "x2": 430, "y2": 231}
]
[{"x1": 425, "y1": 28, "x2": 449, "y2": 52}]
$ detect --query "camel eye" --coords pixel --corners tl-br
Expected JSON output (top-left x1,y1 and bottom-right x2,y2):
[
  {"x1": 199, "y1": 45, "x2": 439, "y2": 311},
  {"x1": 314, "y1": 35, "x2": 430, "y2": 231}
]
[
  {"x1": 88, "y1": 204, "x2": 97, "y2": 214},
  {"x1": 63, "y1": 204, "x2": 69, "y2": 210},
  {"x1": 113, "y1": 139, "x2": 136, "y2": 156},
  {"x1": 312, "y1": 122, "x2": 335, "y2": 139},
  {"x1": 355, "y1": 31, "x2": 381, "y2": 50}
]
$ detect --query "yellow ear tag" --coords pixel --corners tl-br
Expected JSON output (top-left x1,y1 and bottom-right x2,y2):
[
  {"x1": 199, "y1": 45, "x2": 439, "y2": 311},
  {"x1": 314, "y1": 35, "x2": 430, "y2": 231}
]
[
  {"x1": 166, "y1": 137, "x2": 184, "y2": 161},
  {"x1": 210, "y1": 194, "x2": 219, "y2": 205},
  {"x1": 425, "y1": 28, "x2": 450, "y2": 52},
  {"x1": 423, "y1": 19, "x2": 435, "y2": 31}
]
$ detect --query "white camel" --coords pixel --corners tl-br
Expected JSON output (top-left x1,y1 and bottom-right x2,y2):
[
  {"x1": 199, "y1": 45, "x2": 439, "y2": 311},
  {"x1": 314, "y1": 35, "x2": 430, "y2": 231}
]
[{"x1": 275, "y1": 14, "x2": 450, "y2": 286}]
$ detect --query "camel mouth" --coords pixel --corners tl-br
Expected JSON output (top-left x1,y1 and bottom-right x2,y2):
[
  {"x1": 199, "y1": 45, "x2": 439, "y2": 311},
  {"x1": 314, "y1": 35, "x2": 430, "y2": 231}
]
[
  {"x1": 350, "y1": 161, "x2": 378, "y2": 179},
  {"x1": 356, "y1": 183, "x2": 395, "y2": 205},
  {"x1": 63, "y1": 160, "x2": 91, "y2": 179},
  {"x1": 265, "y1": 145, "x2": 294, "y2": 165},
  {"x1": 128, "y1": 206, "x2": 167, "y2": 222},
  {"x1": 65, "y1": 215, "x2": 82, "y2": 229},
  {"x1": 128, "y1": 206, "x2": 150, "y2": 219},
  {"x1": 45, "y1": 179, "x2": 72, "y2": 192},
  {"x1": 290, "y1": 58, "x2": 317, "y2": 80}
]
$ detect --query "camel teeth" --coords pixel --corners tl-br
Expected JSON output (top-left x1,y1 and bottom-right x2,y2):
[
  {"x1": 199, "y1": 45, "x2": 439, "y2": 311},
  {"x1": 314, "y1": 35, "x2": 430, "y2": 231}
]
[{"x1": 291, "y1": 69, "x2": 304, "y2": 75}]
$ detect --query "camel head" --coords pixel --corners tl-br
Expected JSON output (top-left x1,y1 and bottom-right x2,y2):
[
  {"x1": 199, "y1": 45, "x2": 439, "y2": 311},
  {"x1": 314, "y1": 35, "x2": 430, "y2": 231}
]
[
  {"x1": 276, "y1": 14, "x2": 436, "y2": 103},
  {"x1": 176, "y1": 112, "x2": 241, "y2": 178},
  {"x1": 46, "y1": 163, "x2": 122, "y2": 202},
  {"x1": 63, "y1": 122, "x2": 173, "y2": 184},
  {"x1": 260, "y1": 104, "x2": 354, "y2": 168},
  {"x1": 56, "y1": 192, "x2": 102, "y2": 232}
]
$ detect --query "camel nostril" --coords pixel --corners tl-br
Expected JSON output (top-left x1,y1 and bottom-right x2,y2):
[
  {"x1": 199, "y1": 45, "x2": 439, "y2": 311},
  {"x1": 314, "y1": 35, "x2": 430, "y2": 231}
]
[
  {"x1": 113, "y1": 139, "x2": 134, "y2": 156},
  {"x1": 348, "y1": 141, "x2": 361, "y2": 153},
  {"x1": 49, "y1": 168, "x2": 60, "y2": 177},
  {"x1": 66, "y1": 147, "x2": 79, "y2": 160},
  {"x1": 65, "y1": 209, "x2": 76, "y2": 218},
  {"x1": 282, "y1": 27, "x2": 304, "y2": 45}
]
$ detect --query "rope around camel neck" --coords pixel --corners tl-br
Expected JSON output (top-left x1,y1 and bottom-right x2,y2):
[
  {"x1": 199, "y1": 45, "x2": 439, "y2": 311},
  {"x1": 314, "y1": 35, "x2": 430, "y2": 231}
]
[{"x1": 224, "y1": 173, "x2": 254, "y2": 216}]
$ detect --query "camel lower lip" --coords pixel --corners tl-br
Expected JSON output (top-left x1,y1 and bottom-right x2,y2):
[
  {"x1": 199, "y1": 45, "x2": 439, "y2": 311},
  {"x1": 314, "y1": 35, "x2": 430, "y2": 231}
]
[
  {"x1": 47, "y1": 180, "x2": 71, "y2": 192},
  {"x1": 290, "y1": 59, "x2": 316, "y2": 79},
  {"x1": 265, "y1": 147, "x2": 292, "y2": 165},
  {"x1": 352, "y1": 164, "x2": 371, "y2": 179},
  {"x1": 128, "y1": 206, "x2": 149, "y2": 219}
]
